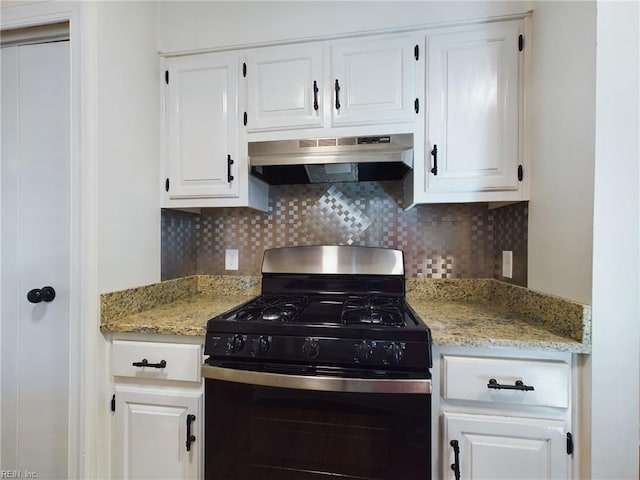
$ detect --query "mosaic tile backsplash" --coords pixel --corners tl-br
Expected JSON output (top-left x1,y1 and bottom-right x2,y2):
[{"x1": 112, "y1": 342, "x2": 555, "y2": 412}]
[
  {"x1": 161, "y1": 182, "x2": 528, "y2": 285},
  {"x1": 161, "y1": 209, "x2": 198, "y2": 280},
  {"x1": 493, "y1": 202, "x2": 528, "y2": 286}
]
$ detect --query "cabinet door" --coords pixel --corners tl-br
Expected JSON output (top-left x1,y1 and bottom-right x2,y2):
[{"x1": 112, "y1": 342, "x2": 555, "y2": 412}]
[
  {"x1": 426, "y1": 21, "x2": 521, "y2": 193},
  {"x1": 331, "y1": 35, "x2": 418, "y2": 126},
  {"x1": 444, "y1": 412, "x2": 568, "y2": 480},
  {"x1": 114, "y1": 386, "x2": 203, "y2": 480},
  {"x1": 246, "y1": 44, "x2": 324, "y2": 131},
  {"x1": 165, "y1": 52, "x2": 239, "y2": 199}
]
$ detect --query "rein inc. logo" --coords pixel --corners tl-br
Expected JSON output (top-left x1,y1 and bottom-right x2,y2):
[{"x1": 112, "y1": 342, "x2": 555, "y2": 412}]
[{"x1": 1, "y1": 471, "x2": 38, "y2": 478}]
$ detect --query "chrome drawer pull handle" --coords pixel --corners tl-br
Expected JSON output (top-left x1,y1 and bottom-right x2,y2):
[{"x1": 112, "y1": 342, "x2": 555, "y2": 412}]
[
  {"x1": 132, "y1": 359, "x2": 167, "y2": 369},
  {"x1": 487, "y1": 378, "x2": 534, "y2": 391}
]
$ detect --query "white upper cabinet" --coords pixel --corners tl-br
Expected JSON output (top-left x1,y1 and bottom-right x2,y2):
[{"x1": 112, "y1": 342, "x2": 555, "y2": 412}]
[
  {"x1": 331, "y1": 35, "x2": 418, "y2": 127},
  {"x1": 165, "y1": 52, "x2": 240, "y2": 199},
  {"x1": 246, "y1": 44, "x2": 324, "y2": 131},
  {"x1": 417, "y1": 20, "x2": 526, "y2": 203},
  {"x1": 244, "y1": 33, "x2": 420, "y2": 137},
  {"x1": 163, "y1": 52, "x2": 268, "y2": 210},
  {"x1": 161, "y1": 17, "x2": 529, "y2": 209}
]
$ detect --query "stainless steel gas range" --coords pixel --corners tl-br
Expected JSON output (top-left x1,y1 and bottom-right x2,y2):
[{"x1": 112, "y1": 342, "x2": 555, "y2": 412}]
[{"x1": 202, "y1": 245, "x2": 432, "y2": 479}]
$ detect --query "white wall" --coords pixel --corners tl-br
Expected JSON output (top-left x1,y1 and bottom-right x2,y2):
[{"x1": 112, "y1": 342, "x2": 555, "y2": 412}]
[
  {"x1": 97, "y1": 1, "x2": 161, "y2": 293},
  {"x1": 158, "y1": 1, "x2": 529, "y2": 53},
  {"x1": 590, "y1": 1, "x2": 640, "y2": 477},
  {"x1": 527, "y1": 1, "x2": 596, "y2": 304},
  {"x1": 87, "y1": 3, "x2": 160, "y2": 478}
]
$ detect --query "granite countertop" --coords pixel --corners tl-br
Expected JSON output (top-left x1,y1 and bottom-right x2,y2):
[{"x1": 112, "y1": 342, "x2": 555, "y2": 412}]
[
  {"x1": 100, "y1": 276, "x2": 591, "y2": 354},
  {"x1": 409, "y1": 299, "x2": 587, "y2": 352},
  {"x1": 100, "y1": 275, "x2": 260, "y2": 336},
  {"x1": 101, "y1": 293, "x2": 256, "y2": 336},
  {"x1": 405, "y1": 279, "x2": 591, "y2": 353}
]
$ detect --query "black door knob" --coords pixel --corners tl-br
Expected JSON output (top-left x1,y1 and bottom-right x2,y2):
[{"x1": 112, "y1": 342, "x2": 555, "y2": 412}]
[{"x1": 27, "y1": 286, "x2": 56, "y2": 304}]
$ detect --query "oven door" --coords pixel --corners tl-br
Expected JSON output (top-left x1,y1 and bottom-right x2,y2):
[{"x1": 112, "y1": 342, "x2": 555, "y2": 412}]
[{"x1": 202, "y1": 365, "x2": 431, "y2": 480}]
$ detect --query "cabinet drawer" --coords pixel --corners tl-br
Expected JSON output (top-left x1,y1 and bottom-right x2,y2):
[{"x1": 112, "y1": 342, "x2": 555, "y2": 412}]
[
  {"x1": 442, "y1": 355, "x2": 570, "y2": 408},
  {"x1": 112, "y1": 340, "x2": 202, "y2": 383}
]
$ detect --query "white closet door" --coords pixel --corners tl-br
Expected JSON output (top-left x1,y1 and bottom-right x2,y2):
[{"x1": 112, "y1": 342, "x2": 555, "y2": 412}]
[{"x1": 1, "y1": 40, "x2": 71, "y2": 478}]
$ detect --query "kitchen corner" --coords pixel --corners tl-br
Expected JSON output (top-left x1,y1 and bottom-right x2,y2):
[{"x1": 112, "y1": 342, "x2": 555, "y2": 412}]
[{"x1": 101, "y1": 275, "x2": 590, "y2": 354}]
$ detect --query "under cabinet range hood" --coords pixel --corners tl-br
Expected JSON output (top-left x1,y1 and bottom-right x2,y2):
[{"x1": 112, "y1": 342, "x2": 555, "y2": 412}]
[{"x1": 249, "y1": 134, "x2": 413, "y2": 185}]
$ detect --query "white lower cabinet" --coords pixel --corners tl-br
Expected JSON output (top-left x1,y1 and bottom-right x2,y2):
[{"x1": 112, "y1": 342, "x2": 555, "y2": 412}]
[
  {"x1": 444, "y1": 413, "x2": 568, "y2": 480},
  {"x1": 113, "y1": 385, "x2": 203, "y2": 480},
  {"x1": 111, "y1": 339, "x2": 203, "y2": 480},
  {"x1": 435, "y1": 348, "x2": 573, "y2": 480}
]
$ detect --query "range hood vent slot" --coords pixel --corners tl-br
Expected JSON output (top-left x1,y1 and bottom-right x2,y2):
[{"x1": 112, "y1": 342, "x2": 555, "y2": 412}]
[{"x1": 299, "y1": 137, "x2": 360, "y2": 148}]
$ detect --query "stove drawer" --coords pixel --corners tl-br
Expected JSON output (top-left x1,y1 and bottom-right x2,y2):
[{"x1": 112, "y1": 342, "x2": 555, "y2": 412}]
[
  {"x1": 442, "y1": 355, "x2": 570, "y2": 408},
  {"x1": 112, "y1": 340, "x2": 202, "y2": 383}
]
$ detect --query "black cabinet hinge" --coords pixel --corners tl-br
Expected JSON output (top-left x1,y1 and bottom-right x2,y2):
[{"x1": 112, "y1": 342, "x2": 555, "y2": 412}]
[
  {"x1": 414, "y1": 44, "x2": 419, "y2": 61},
  {"x1": 518, "y1": 34, "x2": 524, "y2": 52},
  {"x1": 165, "y1": 178, "x2": 170, "y2": 192},
  {"x1": 566, "y1": 432, "x2": 574, "y2": 455},
  {"x1": 243, "y1": 112, "x2": 247, "y2": 126},
  {"x1": 518, "y1": 165, "x2": 524, "y2": 182},
  {"x1": 414, "y1": 98, "x2": 419, "y2": 114},
  {"x1": 165, "y1": 70, "x2": 169, "y2": 85},
  {"x1": 110, "y1": 394, "x2": 116, "y2": 412},
  {"x1": 242, "y1": 62, "x2": 247, "y2": 78}
]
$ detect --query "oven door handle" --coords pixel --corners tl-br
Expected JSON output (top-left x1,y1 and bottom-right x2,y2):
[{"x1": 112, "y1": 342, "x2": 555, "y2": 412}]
[{"x1": 202, "y1": 365, "x2": 431, "y2": 394}]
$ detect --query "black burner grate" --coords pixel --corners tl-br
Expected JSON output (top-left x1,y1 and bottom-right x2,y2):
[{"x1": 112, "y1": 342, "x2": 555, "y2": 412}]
[
  {"x1": 228, "y1": 295, "x2": 310, "y2": 322},
  {"x1": 341, "y1": 296, "x2": 406, "y2": 326}
]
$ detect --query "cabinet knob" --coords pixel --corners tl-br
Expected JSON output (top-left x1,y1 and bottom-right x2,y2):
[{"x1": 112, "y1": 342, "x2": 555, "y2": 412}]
[{"x1": 27, "y1": 286, "x2": 56, "y2": 303}]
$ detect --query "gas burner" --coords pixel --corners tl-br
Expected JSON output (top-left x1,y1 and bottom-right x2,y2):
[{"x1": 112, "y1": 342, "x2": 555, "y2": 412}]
[
  {"x1": 229, "y1": 295, "x2": 309, "y2": 323},
  {"x1": 261, "y1": 305, "x2": 297, "y2": 321},
  {"x1": 341, "y1": 296, "x2": 406, "y2": 326}
]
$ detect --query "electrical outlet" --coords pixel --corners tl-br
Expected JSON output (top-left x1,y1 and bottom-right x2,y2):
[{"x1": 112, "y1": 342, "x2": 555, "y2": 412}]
[
  {"x1": 225, "y1": 249, "x2": 239, "y2": 270},
  {"x1": 502, "y1": 250, "x2": 513, "y2": 279}
]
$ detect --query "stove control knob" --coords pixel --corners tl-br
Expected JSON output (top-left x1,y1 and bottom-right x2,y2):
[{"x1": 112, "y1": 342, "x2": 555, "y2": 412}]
[
  {"x1": 355, "y1": 341, "x2": 373, "y2": 362},
  {"x1": 253, "y1": 336, "x2": 271, "y2": 355},
  {"x1": 227, "y1": 334, "x2": 245, "y2": 354},
  {"x1": 384, "y1": 342, "x2": 404, "y2": 364},
  {"x1": 302, "y1": 339, "x2": 320, "y2": 359}
]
